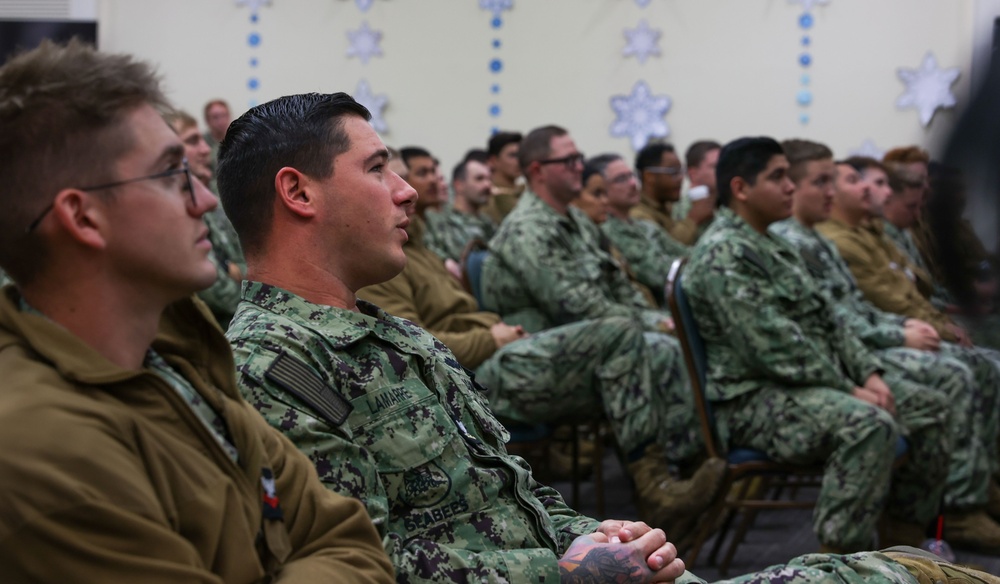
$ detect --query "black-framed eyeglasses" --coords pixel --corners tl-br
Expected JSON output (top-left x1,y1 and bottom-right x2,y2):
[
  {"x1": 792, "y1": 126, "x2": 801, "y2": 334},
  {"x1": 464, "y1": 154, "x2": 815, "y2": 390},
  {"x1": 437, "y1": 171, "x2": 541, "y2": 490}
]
[
  {"x1": 26, "y1": 159, "x2": 194, "y2": 233},
  {"x1": 644, "y1": 166, "x2": 683, "y2": 177},
  {"x1": 538, "y1": 153, "x2": 585, "y2": 169}
]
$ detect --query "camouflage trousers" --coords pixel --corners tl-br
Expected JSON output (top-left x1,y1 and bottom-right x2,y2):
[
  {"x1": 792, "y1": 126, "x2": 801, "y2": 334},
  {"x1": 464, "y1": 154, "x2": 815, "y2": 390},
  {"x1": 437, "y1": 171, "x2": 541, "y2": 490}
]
[
  {"x1": 716, "y1": 384, "x2": 949, "y2": 550},
  {"x1": 476, "y1": 316, "x2": 703, "y2": 462},
  {"x1": 678, "y1": 548, "x2": 1000, "y2": 584},
  {"x1": 880, "y1": 346, "x2": 998, "y2": 509},
  {"x1": 940, "y1": 342, "x2": 1000, "y2": 477}
]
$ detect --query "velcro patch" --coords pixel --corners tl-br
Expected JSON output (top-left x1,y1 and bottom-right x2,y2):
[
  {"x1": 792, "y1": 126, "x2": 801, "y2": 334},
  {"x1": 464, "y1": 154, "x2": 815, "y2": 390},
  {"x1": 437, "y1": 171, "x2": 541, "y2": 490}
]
[{"x1": 265, "y1": 352, "x2": 352, "y2": 426}]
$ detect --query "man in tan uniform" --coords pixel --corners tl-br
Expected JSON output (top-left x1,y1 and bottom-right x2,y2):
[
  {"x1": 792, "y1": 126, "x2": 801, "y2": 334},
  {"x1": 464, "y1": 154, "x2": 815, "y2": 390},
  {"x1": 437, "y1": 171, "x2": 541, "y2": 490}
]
[
  {"x1": 630, "y1": 142, "x2": 713, "y2": 245},
  {"x1": 0, "y1": 40, "x2": 391, "y2": 583},
  {"x1": 817, "y1": 163, "x2": 970, "y2": 345}
]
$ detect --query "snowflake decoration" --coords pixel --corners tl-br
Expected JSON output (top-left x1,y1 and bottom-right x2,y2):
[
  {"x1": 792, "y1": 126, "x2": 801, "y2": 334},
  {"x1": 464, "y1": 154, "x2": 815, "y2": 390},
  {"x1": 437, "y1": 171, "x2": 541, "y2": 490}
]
[
  {"x1": 347, "y1": 22, "x2": 383, "y2": 64},
  {"x1": 354, "y1": 79, "x2": 388, "y2": 133},
  {"x1": 610, "y1": 80, "x2": 671, "y2": 151},
  {"x1": 622, "y1": 19, "x2": 661, "y2": 65},
  {"x1": 479, "y1": 0, "x2": 512, "y2": 17},
  {"x1": 634, "y1": 0, "x2": 651, "y2": 6},
  {"x1": 789, "y1": 0, "x2": 830, "y2": 11},
  {"x1": 236, "y1": 0, "x2": 271, "y2": 13},
  {"x1": 355, "y1": 0, "x2": 373, "y2": 11},
  {"x1": 848, "y1": 139, "x2": 885, "y2": 161},
  {"x1": 895, "y1": 52, "x2": 960, "y2": 127}
]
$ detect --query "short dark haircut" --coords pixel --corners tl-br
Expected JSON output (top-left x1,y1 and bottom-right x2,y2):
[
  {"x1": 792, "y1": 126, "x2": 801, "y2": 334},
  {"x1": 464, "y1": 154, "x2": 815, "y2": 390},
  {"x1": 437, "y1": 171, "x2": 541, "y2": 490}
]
[
  {"x1": 216, "y1": 92, "x2": 370, "y2": 257},
  {"x1": 487, "y1": 131, "x2": 522, "y2": 158},
  {"x1": 586, "y1": 153, "x2": 623, "y2": 179},
  {"x1": 684, "y1": 140, "x2": 721, "y2": 169},
  {"x1": 463, "y1": 148, "x2": 489, "y2": 165},
  {"x1": 716, "y1": 137, "x2": 785, "y2": 208},
  {"x1": 781, "y1": 139, "x2": 833, "y2": 184},
  {"x1": 452, "y1": 158, "x2": 482, "y2": 183},
  {"x1": 0, "y1": 39, "x2": 168, "y2": 284},
  {"x1": 518, "y1": 125, "x2": 567, "y2": 175},
  {"x1": 582, "y1": 160, "x2": 604, "y2": 187},
  {"x1": 634, "y1": 142, "x2": 676, "y2": 176},
  {"x1": 399, "y1": 147, "x2": 432, "y2": 169}
]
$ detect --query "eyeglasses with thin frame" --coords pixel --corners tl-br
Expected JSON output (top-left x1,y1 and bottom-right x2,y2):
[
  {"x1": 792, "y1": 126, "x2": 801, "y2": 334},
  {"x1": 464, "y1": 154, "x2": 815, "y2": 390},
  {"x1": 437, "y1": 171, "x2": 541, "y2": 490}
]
[
  {"x1": 537, "y1": 153, "x2": 586, "y2": 169},
  {"x1": 608, "y1": 171, "x2": 637, "y2": 185},
  {"x1": 644, "y1": 166, "x2": 683, "y2": 177},
  {"x1": 25, "y1": 159, "x2": 194, "y2": 233}
]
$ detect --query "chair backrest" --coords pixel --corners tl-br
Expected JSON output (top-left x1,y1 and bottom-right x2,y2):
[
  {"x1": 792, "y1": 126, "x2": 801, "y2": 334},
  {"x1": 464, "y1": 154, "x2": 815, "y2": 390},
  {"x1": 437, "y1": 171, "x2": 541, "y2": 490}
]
[
  {"x1": 665, "y1": 257, "x2": 724, "y2": 460},
  {"x1": 461, "y1": 239, "x2": 490, "y2": 309}
]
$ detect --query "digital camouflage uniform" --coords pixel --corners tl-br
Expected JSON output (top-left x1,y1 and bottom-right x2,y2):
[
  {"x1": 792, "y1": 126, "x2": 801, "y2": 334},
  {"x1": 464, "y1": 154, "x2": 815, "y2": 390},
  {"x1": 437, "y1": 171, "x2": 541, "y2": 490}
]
[
  {"x1": 224, "y1": 285, "x2": 994, "y2": 584},
  {"x1": 685, "y1": 209, "x2": 949, "y2": 550},
  {"x1": 482, "y1": 190, "x2": 668, "y2": 334},
  {"x1": 773, "y1": 218, "x2": 999, "y2": 510},
  {"x1": 228, "y1": 282, "x2": 603, "y2": 582},
  {"x1": 423, "y1": 205, "x2": 496, "y2": 262},
  {"x1": 600, "y1": 215, "x2": 689, "y2": 305},
  {"x1": 481, "y1": 191, "x2": 702, "y2": 463},
  {"x1": 630, "y1": 194, "x2": 700, "y2": 246},
  {"x1": 198, "y1": 207, "x2": 247, "y2": 328},
  {"x1": 357, "y1": 216, "x2": 700, "y2": 463}
]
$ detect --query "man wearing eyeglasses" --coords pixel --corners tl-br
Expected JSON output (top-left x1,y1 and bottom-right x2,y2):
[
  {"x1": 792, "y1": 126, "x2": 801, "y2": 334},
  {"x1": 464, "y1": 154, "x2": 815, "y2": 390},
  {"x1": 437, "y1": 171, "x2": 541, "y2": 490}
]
[
  {"x1": 632, "y1": 143, "x2": 714, "y2": 246},
  {"x1": 481, "y1": 126, "x2": 716, "y2": 511},
  {"x1": 0, "y1": 41, "x2": 392, "y2": 583},
  {"x1": 165, "y1": 110, "x2": 246, "y2": 328}
]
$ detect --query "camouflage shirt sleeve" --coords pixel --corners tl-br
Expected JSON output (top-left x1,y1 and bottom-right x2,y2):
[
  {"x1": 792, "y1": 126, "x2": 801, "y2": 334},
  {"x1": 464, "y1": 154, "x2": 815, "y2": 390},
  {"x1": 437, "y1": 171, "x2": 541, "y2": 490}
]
[
  {"x1": 485, "y1": 198, "x2": 652, "y2": 329},
  {"x1": 687, "y1": 215, "x2": 866, "y2": 394}
]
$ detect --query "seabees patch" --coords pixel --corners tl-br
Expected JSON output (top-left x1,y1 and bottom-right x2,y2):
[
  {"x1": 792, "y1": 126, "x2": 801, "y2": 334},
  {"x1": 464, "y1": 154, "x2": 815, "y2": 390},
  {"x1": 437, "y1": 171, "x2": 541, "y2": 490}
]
[{"x1": 399, "y1": 460, "x2": 452, "y2": 508}]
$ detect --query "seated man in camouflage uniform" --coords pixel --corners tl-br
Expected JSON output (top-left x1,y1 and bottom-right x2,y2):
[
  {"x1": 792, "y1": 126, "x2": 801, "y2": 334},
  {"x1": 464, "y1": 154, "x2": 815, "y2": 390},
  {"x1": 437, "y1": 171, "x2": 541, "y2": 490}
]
[
  {"x1": 217, "y1": 92, "x2": 1000, "y2": 584},
  {"x1": 771, "y1": 140, "x2": 1000, "y2": 552},
  {"x1": 481, "y1": 127, "x2": 707, "y2": 474},
  {"x1": 0, "y1": 43, "x2": 392, "y2": 583},
  {"x1": 684, "y1": 136, "x2": 951, "y2": 554},
  {"x1": 422, "y1": 158, "x2": 497, "y2": 263},
  {"x1": 357, "y1": 152, "x2": 723, "y2": 534},
  {"x1": 163, "y1": 110, "x2": 245, "y2": 327},
  {"x1": 588, "y1": 153, "x2": 688, "y2": 305}
]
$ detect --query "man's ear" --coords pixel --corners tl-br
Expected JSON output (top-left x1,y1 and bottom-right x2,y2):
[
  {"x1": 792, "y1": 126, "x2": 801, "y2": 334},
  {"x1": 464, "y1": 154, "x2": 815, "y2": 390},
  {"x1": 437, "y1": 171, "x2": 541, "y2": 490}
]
[
  {"x1": 49, "y1": 189, "x2": 109, "y2": 250},
  {"x1": 731, "y1": 176, "x2": 750, "y2": 204},
  {"x1": 275, "y1": 167, "x2": 317, "y2": 219}
]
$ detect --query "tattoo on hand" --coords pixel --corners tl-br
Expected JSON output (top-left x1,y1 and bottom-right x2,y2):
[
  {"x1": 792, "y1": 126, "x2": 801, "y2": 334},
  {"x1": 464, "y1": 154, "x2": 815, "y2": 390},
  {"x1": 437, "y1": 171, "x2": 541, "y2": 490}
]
[{"x1": 559, "y1": 544, "x2": 648, "y2": 583}]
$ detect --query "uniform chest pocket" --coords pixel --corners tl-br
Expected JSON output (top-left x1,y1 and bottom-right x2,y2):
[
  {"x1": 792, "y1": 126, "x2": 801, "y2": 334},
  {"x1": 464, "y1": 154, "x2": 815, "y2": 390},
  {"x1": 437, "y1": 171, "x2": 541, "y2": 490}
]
[{"x1": 351, "y1": 379, "x2": 459, "y2": 473}]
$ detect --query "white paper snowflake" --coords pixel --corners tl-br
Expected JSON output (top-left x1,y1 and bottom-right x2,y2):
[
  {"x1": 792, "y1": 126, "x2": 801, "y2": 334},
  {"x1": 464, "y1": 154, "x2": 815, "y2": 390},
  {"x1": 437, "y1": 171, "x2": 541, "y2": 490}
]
[
  {"x1": 789, "y1": 0, "x2": 830, "y2": 11},
  {"x1": 479, "y1": 0, "x2": 512, "y2": 17},
  {"x1": 622, "y1": 19, "x2": 661, "y2": 65},
  {"x1": 347, "y1": 22, "x2": 383, "y2": 65},
  {"x1": 355, "y1": 0, "x2": 373, "y2": 11},
  {"x1": 354, "y1": 79, "x2": 388, "y2": 133},
  {"x1": 236, "y1": 0, "x2": 271, "y2": 13},
  {"x1": 609, "y1": 80, "x2": 671, "y2": 151},
  {"x1": 895, "y1": 52, "x2": 960, "y2": 127},
  {"x1": 848, "y1": 139, "x2": 885, "y2": 161},
  {"x1": 634, "y1": 0, "x2": 651, "y2": 6}
]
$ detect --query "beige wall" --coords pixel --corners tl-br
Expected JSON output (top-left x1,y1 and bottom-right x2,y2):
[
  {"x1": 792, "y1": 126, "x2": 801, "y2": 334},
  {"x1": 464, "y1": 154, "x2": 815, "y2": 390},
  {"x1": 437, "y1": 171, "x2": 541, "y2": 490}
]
[{"x1": 96, "y1": 0, "x2": 979, "y2": 169}]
